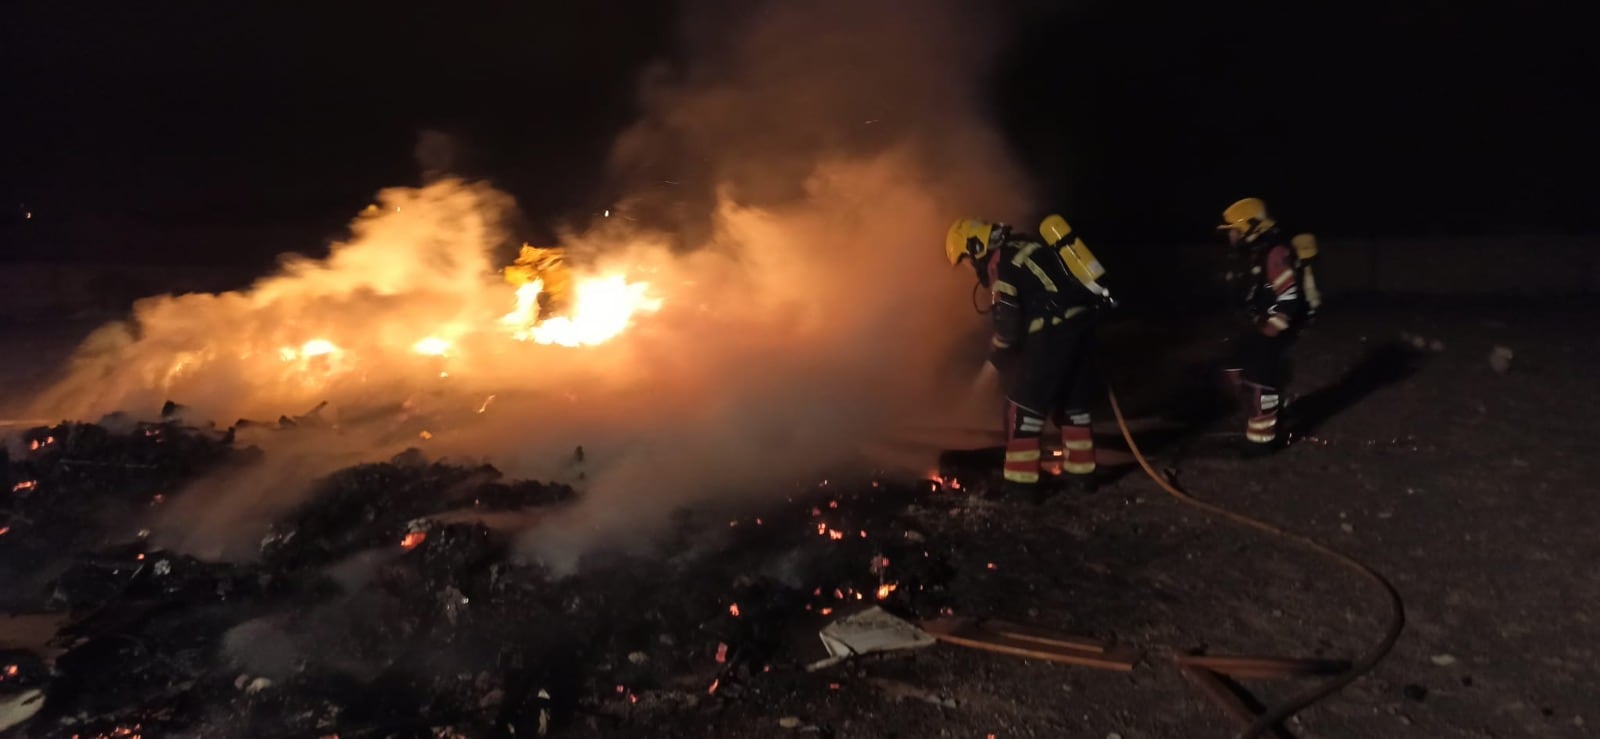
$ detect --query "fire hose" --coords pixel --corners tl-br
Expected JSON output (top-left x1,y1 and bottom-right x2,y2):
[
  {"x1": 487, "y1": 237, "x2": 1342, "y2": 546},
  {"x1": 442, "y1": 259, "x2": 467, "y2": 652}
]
[{"x1": 1104, "y1": 385, "x2": 1405, "y2": 739}]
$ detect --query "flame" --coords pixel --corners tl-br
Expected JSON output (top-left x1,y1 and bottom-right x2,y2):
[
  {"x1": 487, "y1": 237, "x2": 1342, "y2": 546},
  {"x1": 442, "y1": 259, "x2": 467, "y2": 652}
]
[
  {"x1": 728, "y1": 603, "x2": 741, "y2": 618},
  {"x1": 502, "y1": 274, "x2": 661, "y2": 347},
  {"x1": 411, "y1": 336, "x2": 451, "y2": 356},
  {"x1": 12, "y1": 480, "x2": 37, "y2": 493},
  {"x1": 400, "y1": 531, "x2": 427, "y2": 549},
  {"x1": 876, "y1": 583, "x2": 898, "y2": 600}
]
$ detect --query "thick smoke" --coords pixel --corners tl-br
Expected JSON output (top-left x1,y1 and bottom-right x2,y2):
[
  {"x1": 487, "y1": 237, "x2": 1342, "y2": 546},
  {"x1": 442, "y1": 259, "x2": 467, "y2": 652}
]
[{"x1": 29, "y1": 0, "x2": 1035, "y2": 566}]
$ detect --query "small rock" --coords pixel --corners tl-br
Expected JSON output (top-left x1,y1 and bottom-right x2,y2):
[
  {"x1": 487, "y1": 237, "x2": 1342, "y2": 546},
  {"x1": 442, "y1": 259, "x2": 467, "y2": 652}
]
[
  {"x1": 1489, "y1": 346, "x2": 1514, "y2": 373},
  {"x1": 1574, "y1": 716, "x2": 1585, "y2": 728},
  {"x1": 1428, "y1": 339, "x2": 1445, "y2": 352},
  {"x1": 1340, "y1": 523, "x2": 1354, "y2": 534},
  {"x1": 245, "y1": 677, "x2": 273, "y2": 694},
  {"x1": 628, "y1": 651, "x2": 648, "y2": 665},
  {"x1": 1410, "y1": 335, "x2": 1428, "y2": 350},
  {"x1": 779, "y1": 717, "x2": 802, "y2": 729},
  {"x1": 479, "y1": 688, "x2": 504, "y2": 709},
  {"x1": 1402, "y1": 684, "x2": 1427, "y2": 702},
  {"x1": 1108, "y1": 733, "x2": 1123, "y2": 739},
  {"x1": 904, "y1": 530, "x2": 926, "y2": 543},
  {"x1": 1430, "y1": 654, "x2": 1457, "y2": 666}
]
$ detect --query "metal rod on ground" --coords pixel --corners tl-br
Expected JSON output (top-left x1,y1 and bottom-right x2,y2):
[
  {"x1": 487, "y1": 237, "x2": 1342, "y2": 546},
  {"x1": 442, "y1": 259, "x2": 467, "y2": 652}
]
[{"x1": 1107, "y1": 384, "x2": 1405, "y2": 739}]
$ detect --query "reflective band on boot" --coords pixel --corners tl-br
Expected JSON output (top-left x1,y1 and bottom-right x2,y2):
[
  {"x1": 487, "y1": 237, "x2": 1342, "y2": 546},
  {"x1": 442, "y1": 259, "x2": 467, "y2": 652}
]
[
  {"x1": 1061, "y1": 422, "x2": 1096, "y2": 474},
  {"x1": 1246, "y1": 413, "x2": 1278, "y2": 444},
  {"x1": 1003, "y1": 440, "x2": 1042, "y2": 484}
]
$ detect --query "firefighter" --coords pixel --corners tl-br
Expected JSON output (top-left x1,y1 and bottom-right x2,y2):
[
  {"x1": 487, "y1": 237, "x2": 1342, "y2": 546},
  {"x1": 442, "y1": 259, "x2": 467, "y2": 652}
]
[
  {"x1": 1215, "y1": 197, "x2": 1309, "y2": 454},
  {"x1": 947, "y1": 216, "x2": 1113, "y2": 501}
]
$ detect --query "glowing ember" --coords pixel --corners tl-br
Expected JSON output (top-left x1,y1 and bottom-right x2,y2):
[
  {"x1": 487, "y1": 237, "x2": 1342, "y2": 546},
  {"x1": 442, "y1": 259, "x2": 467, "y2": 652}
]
[
  {"x1": 986, "y1": 562, "x2": 997, "y2": 570},
  {"x1": 12, "y1": 480, "x2": 37, "y2": 493},
  {"x1": 707, "y1": 678, "x2": 721, "y2": 695},
  {"x1": 819, "y1": 607, "x2": 833, "y2": 616},
  {"x1": 411, "y1": 336, "x2": 451, "y2": 356},
  {"x1": 876, "y1": 583, "x2": 899, "y2": 600},
  {"x1": 0, "y1": 526, "x2": 10, "y2": 536},
  {"x1": 400, "y1": 531, "x2": 427, "y2": 549},
  {"x1": 3, "y1": 664, "x2": 16, "y2": 677},
  {"x1": 715, "y1": 642, "x2": 728, "y2": 663},
  {"x1": 828, "y1": 529, "x2": 844, "y2": 541},
  {"x1": 728, "y1": 603, "x2": 741, "y2": 618}
]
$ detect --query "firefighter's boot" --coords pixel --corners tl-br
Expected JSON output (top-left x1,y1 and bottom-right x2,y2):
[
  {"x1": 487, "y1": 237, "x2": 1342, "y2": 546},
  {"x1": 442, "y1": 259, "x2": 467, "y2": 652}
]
[
  {"x1": 1002, "y1": 403, "x2": 1047, "y2": 504},
  {"x1": 1242, "y1": 382, "x2": 1283, "y2": 456},
  {"x1": 1056, "y1": 410, "x2": 1098, "y2": 492}
]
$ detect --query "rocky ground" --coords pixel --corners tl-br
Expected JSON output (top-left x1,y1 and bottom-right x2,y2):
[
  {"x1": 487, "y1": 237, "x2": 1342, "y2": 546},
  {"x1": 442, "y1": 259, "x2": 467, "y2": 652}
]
[{"x1": 2, "y1": 301, "x2": 1596, "y2": 739}]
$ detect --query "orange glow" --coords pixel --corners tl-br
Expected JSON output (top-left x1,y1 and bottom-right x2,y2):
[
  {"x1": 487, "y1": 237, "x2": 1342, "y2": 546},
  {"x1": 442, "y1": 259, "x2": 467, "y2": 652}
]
[
  {"x1": 12, "y1": 480, "x2": 37, "y2": 493},
  {"x1": 707, "y1": 678, "x2": 721, "y2": 695},
  {"x1": 819, "y1": 607, "x2": 833, "y2": 616},
  {"x1": 876, "y1": 583, "x2": 898, "y2": 600},
  {"x1": 3, "y1": 664, "x2": 17, "y2": 677},
  {"x1": 715, "y1": 642, "x2": 728, "y2": 663},
  {"x1": 728, "y1": 603, "x2": 741, "y2": 618},
  {"x1": 400, "y1": 531, "x2": 427, "y2": 549}
]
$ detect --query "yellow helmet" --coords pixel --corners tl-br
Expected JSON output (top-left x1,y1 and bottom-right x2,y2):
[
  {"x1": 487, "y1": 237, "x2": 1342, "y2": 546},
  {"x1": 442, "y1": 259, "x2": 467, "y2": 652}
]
[
  {"x1": 946, "y1": 218, "x2": 999, "y2": 266},
  {"x1": 1217, "y1": 197, "x2": 1276, "y2": 242}
]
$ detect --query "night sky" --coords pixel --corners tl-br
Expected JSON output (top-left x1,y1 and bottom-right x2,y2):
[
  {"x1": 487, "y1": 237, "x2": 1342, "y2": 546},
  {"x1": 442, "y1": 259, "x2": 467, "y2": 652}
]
[{"x1": 1, "y1": 0, "x2": 1592, "y2": 267}]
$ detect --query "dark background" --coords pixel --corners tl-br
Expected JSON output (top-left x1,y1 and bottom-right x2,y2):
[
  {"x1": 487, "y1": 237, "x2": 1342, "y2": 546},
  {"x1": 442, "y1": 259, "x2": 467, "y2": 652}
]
[{"x1": 0, "y1": 0, "x2": 1592, "y2": 268}]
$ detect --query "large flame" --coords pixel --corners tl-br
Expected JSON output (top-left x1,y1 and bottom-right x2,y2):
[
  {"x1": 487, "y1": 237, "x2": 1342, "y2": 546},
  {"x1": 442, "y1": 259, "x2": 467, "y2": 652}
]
[{"x1": 501, "y1": 276, "x2": 662, "y2": 347}]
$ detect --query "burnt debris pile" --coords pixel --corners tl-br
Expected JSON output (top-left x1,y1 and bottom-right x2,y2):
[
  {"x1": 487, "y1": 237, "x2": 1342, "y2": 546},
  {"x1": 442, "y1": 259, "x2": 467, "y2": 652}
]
[{"x1": 1, "y1": 413, "x2": 964, "y2": 737}]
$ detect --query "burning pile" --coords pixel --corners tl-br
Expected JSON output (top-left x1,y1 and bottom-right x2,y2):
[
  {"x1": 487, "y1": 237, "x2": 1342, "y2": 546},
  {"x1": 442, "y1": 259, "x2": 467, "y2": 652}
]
[{"x1": 28, "y1": 181, "x2": 669, "y2": 426}]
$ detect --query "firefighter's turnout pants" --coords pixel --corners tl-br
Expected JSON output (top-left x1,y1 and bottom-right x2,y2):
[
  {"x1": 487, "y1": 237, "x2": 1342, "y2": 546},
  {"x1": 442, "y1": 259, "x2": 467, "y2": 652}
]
[
  {"x1": 1226, "y1": 329, "x2": 1296, "y2": 444},
  {"x1": 1002, "y1": 315, "x2": 1099, "y2": 485}
]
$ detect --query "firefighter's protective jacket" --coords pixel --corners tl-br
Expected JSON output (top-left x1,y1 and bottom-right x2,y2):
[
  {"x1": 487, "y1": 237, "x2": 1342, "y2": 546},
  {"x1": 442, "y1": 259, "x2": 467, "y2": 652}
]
[
  {"x1": 987, "y1": 238, "x2": 1102, "y2": 353},
  {"x1": 1231, "y1": 230, "x2": 1307, "y2": 337}
]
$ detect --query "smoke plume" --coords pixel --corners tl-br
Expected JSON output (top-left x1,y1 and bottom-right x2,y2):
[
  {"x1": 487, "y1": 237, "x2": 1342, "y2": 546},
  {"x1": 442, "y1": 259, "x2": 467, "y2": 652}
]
[{"x1": 29, "y1": 0, "x2": 1036, "y2": 566}]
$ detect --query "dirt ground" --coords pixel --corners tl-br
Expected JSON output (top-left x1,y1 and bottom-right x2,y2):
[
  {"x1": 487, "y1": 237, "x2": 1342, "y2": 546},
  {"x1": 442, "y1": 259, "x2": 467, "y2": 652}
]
[
  {"x1": 564, "y1": 302, "x2": 1600, "y2": 739},
  {"x1": 3, "y1": 302, "x2": 1597, "y2": 739}
]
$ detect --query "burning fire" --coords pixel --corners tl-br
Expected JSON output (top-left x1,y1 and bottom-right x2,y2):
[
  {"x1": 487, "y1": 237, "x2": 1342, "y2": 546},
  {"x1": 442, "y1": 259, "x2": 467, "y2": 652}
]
[
  {"x1": 400, "y1": 531, "x2": 427, "y2": 549},
  {"x1": 500, "y1": 275, "x2": 660, "y2": 347},
  {"x1": 12, "y1": 480, "x2": 37, "y2": 493}
]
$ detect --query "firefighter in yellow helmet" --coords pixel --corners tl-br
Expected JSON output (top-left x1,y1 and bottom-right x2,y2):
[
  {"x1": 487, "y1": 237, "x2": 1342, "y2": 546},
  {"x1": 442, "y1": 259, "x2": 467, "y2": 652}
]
[
  {"x1": 1215, "y1": 197, "x2": 1313, "y2": 454},
  {"x1": 946, "y1": 216, "x2": 1114, "y2": 501}
]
